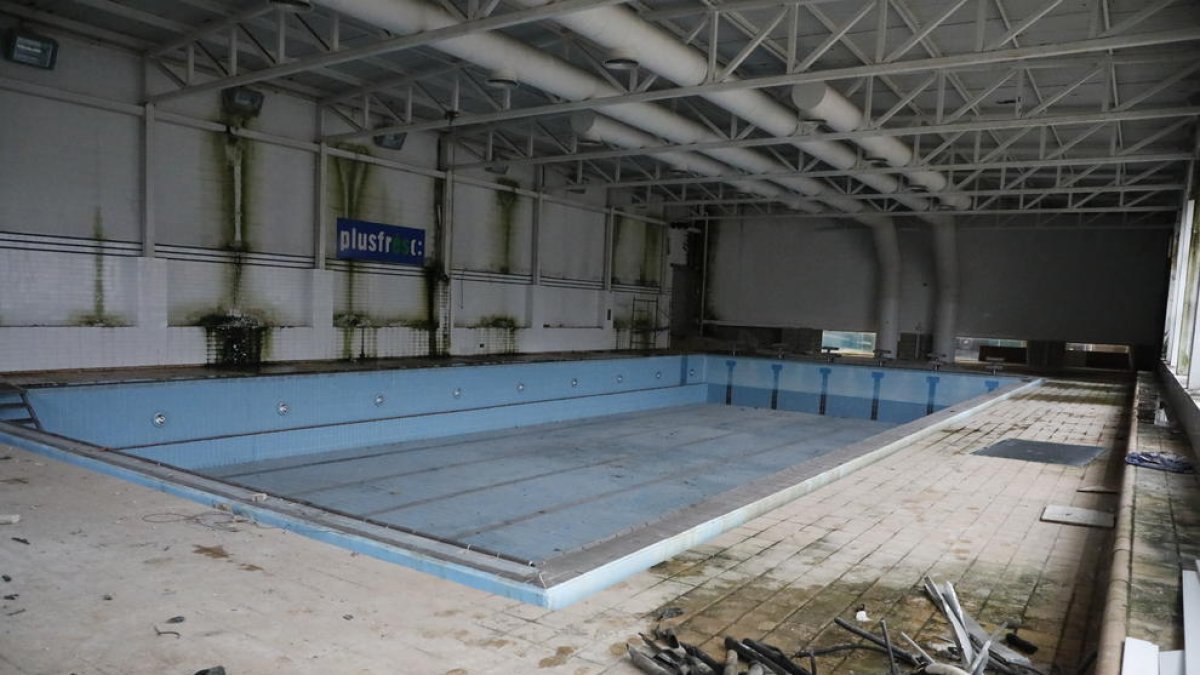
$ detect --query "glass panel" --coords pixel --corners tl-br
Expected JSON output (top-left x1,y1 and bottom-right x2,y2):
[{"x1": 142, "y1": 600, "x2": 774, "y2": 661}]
[{"x1": 821, "y1": 330, "x2": 876, "y2": 354}]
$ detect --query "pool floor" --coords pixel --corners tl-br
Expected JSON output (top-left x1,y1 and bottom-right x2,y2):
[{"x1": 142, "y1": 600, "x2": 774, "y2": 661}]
[{"x1": 202, "y1": 404, "x2": 891, "y2": 563}]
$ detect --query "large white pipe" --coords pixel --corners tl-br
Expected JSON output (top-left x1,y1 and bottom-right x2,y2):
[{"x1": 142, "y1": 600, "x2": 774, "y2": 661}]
[
  {"x1": 929, "y1": 215, "x2": 959, "y2": 362},
  {"x1": 318, "y1": 0, "x2": 907, "y2": 346},
  {"x1": 862, "y1": 216, "x2": 901, "y2": 355},
  {"x1": 578, "y1": 112, "x2": 901, "y2": 349},
  {"x1": 571, "y1": 112, "x2": 823, "y2": 214},
  {"x1": 501, "y1": 1, "x2": 956, "y2": 212},
  {"x1": 791, "y1": 83, "x2": 971, "y2": 210},
  {"x1": 317, "y1": 0, "x2": 883, "y2": 215}
]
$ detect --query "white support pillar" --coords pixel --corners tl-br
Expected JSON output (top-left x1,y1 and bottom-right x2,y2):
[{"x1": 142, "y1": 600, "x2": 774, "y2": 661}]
[
  {"x1": 602, "y1": 207, "x2": 615, "y2": 328},
  {"x1": 137, "y1": 62, "x2": 166, "y2": 329},
  {"x1": 314, "y1": 107, "x2": 329, "y2": 270},
  {"x1": 141, "y1": 102, "x2": 156, "y2": 258},
  {"x1": 526, "y1": 168, "x2": 545, "y2": 332}
]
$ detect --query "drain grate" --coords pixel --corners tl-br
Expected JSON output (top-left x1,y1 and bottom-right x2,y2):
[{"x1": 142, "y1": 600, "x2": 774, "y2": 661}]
[{"x1": 973, "y1": 438, "x2": 1106, "y2": 466}]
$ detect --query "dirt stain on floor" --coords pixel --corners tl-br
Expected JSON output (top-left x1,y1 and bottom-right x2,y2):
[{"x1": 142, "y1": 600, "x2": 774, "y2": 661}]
[
  {"x1": 193, "y1": 544, "x2": 230, "y2": 559},
  {"x1": 538, "y1": 646, "x2": 575, "y2": 668}
]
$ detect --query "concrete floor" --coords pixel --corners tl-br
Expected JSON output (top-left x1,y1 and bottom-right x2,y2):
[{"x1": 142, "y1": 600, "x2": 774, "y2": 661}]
[
  {"x1": 0, "y1": 376, "x2": 1165, "y2": 674},
  {"x1": 203, "y1": 405, "x2": 889, "y2": 563},
  {"x1": 1124, "y1": 377, "x2": 1200, "y2": 649}
]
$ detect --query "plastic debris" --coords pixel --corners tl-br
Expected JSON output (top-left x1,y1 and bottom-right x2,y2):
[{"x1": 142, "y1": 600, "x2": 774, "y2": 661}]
[
  {"x1": 10, "y1": 537, "x2": 29, "y2": 545},
  {"x1": 855, "y1": 608, "x2": 870, "y2": 622},
  {"x1": 0, "y1": 515, "x2": 20, "y2": 525},
  {"x1": 1126, "y1": 451, "x2": 1194, "y2": 473},
  {"x1": 166, "y1": 616, "x2": 185, "y2": 624},
  {"x1": 193, "y1": 667, "x2": 227, "y2": 675}
]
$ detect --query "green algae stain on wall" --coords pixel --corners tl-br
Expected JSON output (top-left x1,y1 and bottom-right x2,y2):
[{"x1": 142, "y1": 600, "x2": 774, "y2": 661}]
[
  {"x1": 72, "y1": 207, "x2": 127, "y2": 327},
  {"x1": 329, "y1": 145, "x2": 378, "y2": 359},
  {"x1": 640, "y1": 223, "x2": 663, "y2": 287},
  {"x1": 193, "y1": 113, "x2": 278, "y2": 366},
  {"x1": 494, "y1": 177, "x2": 521, "y2": 275}
]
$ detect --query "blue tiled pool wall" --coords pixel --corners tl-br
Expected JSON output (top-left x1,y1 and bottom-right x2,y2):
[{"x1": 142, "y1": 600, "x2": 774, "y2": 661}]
[
  {"x1": 24, "y1": 355, "x2": 1014, "y2": 470},
  {"x1": 709, "y1": 357, "x2": 1011, "y2": 424},
  {"x1": 27, "y1": 355, "x2": 699, "y2": 450}
]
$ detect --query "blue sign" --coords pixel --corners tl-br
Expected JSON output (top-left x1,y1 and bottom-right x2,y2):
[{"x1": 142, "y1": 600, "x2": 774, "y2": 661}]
[{"x1": 336, "y1": 218, "x2": 425, "y2": 265}]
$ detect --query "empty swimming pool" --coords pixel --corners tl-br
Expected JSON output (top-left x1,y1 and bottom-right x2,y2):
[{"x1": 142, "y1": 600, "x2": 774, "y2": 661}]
[{"x1": 0, "y1": 354, "x2": 1027, "y2": 607}]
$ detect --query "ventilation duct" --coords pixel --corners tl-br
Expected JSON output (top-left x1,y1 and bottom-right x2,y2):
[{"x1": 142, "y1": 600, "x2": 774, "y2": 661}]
[
  {"x1": 861, "y1": 215, "x2": 901, "y2": 355},
  {"x1": 318, "y1": 0, "x2": 856, "y2": 214},
  {"x1": 929, "y1": 215, "x2": 960, "y2": 362},
  {"x1": 791, "y1": 84, "x2": 971, "y2": 210},
  {"x1": 317, "y1": 0, "x2": 906, "y2": 347},
  {"x1": 571, "y1": 112, "x2": 822, "y2": 213},
  {"x1": 501, "y1": 1, "x2": 963, "y2": 213}
]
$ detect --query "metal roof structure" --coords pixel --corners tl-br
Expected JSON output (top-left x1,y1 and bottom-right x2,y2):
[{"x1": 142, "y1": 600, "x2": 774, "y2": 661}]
[{"x1": 5, "y1": 0, "x2": 1198, "y2": 228}]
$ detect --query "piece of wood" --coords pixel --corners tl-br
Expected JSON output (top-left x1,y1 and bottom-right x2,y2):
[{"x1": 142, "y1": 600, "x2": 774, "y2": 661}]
[
  {"x1": 1040, "y1": 505, "x2": 1115, "y2": 528},
  {"x1": 1121, "y1": 637, "x2": 1158, "y2": 675},
  {"x1": 1183, "y1": 570, "x2": 1200, "y2": 675},
  {"x1": 1160, "y1": 650, "x2": 1184, "y2": 675}
]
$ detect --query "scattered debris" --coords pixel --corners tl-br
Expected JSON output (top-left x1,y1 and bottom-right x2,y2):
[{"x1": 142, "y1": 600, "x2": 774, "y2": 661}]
[
  {"x1": 3, "y1": 594, "x2": 17, "y2": 600},
  {"x1": 0, "y1": 515, "x2": 20, "y2": 525},
  {"x1": 626, "y1": 576, "x2": 1042, "y2": 675},
  {"x1": 1040, "y1": 504, "x2": 1115, "y2": 529},
  {"x1": 1003, "y1": 632, "x2": 1038, "y2": 654},
  {"x1": 924, "y1": 576, "x2": 1032, "y2": 672},
  {"x1": 153, "y1": 624, "x2": 181, "y2": 639},
  {"x1": 1, "y1": 575, "x2": 10, "y2": 582},
  {"x1": 1160, "y1": 649, "x2": 1184, "y2": 675},
  {"x1": 10, "y1": 537, "x2": 29, "y2": 545},
  {"x1": 249, "y1": 493, "x2": 268, "y2": 503},
  {"x1": 343, "y1": 614, "x2": 354, "y2": 620},
  {"x1": 1077, "y1": 485, "x2": 1119, "y2": 494},
  {"x1": 166, "y1": 616, "x2": 186, "y2": 624},
  {"x1": 1126, "y1": 451, "x2": 1194, "y2": 473},
  {"x1": 102, "y1": 594, "x2": 113, "y2": 601},
  {"x1": 7, "y1": 608, "x2": 25, "y2": 617},
  {"x1": 1121, "y1": 636, "x2": 1158, "y2": 675},
  {"x1": 193, "y1": 668, "x2": 226, "y2": 675},
  {"x1": 653, "y1": 606, "x2": 684, "y2": 621}
]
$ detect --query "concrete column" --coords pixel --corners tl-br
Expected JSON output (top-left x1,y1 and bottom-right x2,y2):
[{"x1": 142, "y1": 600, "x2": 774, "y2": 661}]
[{"x1": 931, "y1": 216, "x2": 959, "y2": 363}]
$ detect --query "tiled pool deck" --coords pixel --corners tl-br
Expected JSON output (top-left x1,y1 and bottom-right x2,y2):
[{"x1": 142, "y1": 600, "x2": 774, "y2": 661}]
[{"x1": 1, "y1": 374, "x2": 1193, "y2": 674}]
